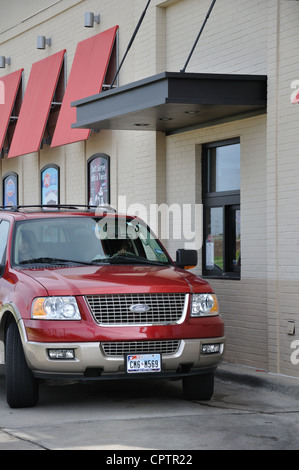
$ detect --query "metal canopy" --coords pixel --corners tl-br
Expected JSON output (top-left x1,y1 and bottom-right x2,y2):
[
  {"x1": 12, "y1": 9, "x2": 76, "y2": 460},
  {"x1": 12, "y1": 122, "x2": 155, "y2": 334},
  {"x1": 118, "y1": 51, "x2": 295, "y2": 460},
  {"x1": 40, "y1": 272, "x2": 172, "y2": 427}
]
[{"x1": 72, "y1": 72, "x2": 267, "y2": 135}]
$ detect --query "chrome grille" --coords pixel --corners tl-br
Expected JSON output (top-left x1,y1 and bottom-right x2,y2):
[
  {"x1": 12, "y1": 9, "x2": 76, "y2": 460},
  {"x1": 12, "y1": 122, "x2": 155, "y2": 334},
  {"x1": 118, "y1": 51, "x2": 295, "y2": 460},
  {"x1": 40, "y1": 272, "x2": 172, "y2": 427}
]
[
  {"x1": 86, "y1": 293, "x2": 187, "y2": 325},
  {"x1": 101, "y1": 340, "x2": 181, "y2": 357}
]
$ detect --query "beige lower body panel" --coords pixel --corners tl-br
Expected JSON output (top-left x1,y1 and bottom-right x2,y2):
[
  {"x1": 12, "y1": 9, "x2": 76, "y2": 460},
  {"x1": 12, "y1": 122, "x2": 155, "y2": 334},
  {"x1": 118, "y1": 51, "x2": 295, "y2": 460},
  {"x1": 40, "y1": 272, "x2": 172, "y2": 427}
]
[{"x1": 24, "y1": 337, "x2": 225, "y2": 378}]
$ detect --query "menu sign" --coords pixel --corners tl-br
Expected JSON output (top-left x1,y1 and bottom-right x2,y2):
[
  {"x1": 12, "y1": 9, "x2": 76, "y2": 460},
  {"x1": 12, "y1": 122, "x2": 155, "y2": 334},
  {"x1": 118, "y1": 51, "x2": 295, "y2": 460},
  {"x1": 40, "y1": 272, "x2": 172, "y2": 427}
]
[
  {"x1": 88, "y1": 154, "x2": 110, "y2": 206},
  {"x1": 41, "y1": 166, "x2": 59, "y2": 205},
  {"x1": 3, "y1": 173, "x2": 18, "y2": 206}
]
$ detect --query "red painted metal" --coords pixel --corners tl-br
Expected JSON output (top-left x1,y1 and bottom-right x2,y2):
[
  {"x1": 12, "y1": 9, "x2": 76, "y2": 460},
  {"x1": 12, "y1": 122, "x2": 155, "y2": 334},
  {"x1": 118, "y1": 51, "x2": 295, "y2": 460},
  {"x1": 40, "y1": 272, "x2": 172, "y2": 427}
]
[
  {"x1": 8, "y1": 50, "x2": 65, "y2": 158},
  {"x1": 0, "y1": 210, "x2": 224, "y2": 352},
  {"x1": 51, "y1": 26, "x2": 118, "y2": 148}
]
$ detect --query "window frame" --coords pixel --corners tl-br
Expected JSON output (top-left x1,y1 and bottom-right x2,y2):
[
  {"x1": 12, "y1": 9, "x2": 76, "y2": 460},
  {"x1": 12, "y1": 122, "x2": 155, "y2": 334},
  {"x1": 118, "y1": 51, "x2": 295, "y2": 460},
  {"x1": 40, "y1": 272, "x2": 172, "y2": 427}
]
[{"x1": 202, "y1": 138, "x2": 240, "y2": 280}]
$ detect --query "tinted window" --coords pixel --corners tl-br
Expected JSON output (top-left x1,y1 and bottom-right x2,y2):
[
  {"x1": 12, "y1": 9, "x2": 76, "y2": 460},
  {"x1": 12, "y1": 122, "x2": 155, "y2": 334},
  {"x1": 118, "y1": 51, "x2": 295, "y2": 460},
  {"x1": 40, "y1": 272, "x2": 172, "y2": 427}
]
[
  {"x1": 207, "y1": 143, "x2": 240, "y2": 193},
  {"x1": 202, "y1": 139, "x2": 241, "y2": 279},
  {"x1": 12, "y1": 216, "x2": 171, "y2": 267}
]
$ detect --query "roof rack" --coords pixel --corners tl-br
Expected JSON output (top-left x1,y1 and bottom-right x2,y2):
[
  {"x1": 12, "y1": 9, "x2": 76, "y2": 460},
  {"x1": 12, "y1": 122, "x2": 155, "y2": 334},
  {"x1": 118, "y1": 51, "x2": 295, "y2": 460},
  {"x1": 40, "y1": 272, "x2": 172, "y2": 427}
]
[{"x1": 0, "y1": 204, "x2": 117, "y2": 213}]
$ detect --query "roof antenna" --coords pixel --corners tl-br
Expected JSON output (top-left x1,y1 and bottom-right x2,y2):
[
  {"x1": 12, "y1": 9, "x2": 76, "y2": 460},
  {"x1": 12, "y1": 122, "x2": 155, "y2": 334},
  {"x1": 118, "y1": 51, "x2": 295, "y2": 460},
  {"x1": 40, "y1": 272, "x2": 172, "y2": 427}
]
[
  {"x1": 110, "y1": 0, "x2": 152, "y2": 89},
  {"x1": 180, "y1": 0, "x2": 217, "y2": 73}
]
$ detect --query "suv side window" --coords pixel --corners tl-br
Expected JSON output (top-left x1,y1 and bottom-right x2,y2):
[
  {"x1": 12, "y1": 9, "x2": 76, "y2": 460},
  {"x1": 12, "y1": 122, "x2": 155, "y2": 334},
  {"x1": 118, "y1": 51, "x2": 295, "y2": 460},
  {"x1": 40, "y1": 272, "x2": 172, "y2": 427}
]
[{"x1": 0, "y1": 220, "x2": 10, "y2": 274}]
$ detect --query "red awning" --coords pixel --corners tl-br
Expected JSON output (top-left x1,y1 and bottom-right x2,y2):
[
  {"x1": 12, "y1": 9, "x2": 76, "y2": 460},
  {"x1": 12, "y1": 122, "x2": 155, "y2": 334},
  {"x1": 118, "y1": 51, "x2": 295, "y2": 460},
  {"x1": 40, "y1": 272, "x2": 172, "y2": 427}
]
[
  {"x1": 0, "y1": 69, "x2": 23, "y2": 153},
  {"x1": 51, "y1": 25, "x2": 118, "y2": 148},
  {"x1": 8, "y1": 50, "x2": 66, "y2": 158}
]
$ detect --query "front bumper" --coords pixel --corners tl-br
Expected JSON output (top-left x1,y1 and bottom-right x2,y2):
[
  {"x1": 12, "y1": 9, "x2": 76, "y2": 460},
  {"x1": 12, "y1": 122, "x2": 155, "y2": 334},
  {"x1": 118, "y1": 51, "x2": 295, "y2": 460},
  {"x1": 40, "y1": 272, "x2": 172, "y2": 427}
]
[{"x1": 23, "y1": 337, "x2": 225, "y2": 380}]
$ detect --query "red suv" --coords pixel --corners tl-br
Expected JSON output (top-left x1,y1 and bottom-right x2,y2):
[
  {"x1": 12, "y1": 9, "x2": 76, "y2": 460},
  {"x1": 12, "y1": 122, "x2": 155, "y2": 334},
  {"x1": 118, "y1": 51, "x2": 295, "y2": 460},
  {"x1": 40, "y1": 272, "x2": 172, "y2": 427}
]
[{"x1": 0, "y1": 205, "x2": 225, "y2": 408}]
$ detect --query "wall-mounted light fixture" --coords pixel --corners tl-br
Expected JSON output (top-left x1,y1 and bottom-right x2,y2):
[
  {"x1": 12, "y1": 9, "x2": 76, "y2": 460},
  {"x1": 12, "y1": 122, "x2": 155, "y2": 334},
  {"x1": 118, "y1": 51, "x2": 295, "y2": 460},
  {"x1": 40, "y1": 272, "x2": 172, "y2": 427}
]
[
  {"x1": 0, "y1": 56, "x2": 11, "y2": 68},
  {"x1": 37, "y1": 36, "x2": 52, "y2": 49},
  {"x1": 84, "y1": 12, "x2": 100, "y2": 27}
]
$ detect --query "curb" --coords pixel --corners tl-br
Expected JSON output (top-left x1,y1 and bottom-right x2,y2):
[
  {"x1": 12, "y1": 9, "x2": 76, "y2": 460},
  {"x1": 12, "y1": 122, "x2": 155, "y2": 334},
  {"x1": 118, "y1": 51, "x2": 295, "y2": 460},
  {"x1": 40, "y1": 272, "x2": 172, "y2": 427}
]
[{"x1": 215, "y1": 362, "x2": 299, "y2": 399}]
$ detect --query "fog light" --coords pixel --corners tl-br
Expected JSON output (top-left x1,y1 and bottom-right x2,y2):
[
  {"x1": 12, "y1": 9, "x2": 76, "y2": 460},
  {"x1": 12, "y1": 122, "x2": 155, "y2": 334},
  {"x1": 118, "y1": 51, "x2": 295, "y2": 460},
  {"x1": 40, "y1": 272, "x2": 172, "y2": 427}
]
[
  {"x1": 48, "y1": 349, "x2": 75, "y2": 360},
  {"x1": 201, "y1": 343, "x2": 222, "y2": 355}
]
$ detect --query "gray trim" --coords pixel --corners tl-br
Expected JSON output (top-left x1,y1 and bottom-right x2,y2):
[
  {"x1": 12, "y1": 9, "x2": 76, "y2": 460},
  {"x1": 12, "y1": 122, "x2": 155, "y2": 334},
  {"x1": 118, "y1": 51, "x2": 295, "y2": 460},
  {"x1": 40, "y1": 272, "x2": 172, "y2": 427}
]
[{"x1": 72, "y1": 72, "x2": 267, "y2": 133}]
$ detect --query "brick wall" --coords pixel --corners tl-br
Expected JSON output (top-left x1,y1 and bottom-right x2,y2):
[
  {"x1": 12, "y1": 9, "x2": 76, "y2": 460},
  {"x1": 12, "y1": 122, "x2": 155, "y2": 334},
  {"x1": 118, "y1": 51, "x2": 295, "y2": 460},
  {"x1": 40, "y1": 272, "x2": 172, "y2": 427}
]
[
  {"x1": 266, "y1": 0, "x2": 299, "y2": 376},
  {"x1": 164, "y1": 115, "x2": 268, "y2": 369},
  {"x1": 1, "y1": 0, "x2": 299, "y2": 376}
]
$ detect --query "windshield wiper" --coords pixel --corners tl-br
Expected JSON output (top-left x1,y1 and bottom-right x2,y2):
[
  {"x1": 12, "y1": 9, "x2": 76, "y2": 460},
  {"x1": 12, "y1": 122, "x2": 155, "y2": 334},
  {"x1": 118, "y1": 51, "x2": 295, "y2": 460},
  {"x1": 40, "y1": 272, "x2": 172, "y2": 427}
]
[
  {"x1": 19, "y1": 257, "x2": 95, "y2": 266},
  {"x1": 19, "y1": 256, "x2": 169, "y2": 267},
  {"x1": 106, "y1": 255, "x2": 168, "y2": 266}
]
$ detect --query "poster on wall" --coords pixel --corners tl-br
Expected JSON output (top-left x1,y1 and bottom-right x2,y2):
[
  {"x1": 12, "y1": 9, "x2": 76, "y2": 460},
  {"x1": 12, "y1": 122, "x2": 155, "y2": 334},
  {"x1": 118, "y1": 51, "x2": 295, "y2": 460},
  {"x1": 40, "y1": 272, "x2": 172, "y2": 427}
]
[
  {"x1": 205, "y1": 234, "x2": 215, "y2": 270},
  {"x1": 88, "y1": 154, "x2": 110, "y2": 206},
  {"x1": 3, "y1": 173, "x2": 18, "y2": 206},
  {"x1": 41, "y1": 165, "x2": 59, "y2": 205}
]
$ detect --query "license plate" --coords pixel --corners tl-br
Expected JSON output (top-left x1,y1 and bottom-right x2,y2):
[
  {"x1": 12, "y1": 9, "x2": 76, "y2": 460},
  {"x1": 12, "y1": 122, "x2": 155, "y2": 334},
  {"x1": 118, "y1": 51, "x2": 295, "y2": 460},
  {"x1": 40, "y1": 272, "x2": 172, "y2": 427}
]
[{"x1": 126, "y1": 353, "x2": 161, "y2": 374}]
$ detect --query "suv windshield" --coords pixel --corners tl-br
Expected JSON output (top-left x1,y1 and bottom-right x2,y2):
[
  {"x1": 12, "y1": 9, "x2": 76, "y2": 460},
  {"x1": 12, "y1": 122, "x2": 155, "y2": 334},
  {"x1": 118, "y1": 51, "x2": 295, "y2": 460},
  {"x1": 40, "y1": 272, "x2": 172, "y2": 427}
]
[{"x1": 12, "y1": 216, "x2": 171, "y2": 267}]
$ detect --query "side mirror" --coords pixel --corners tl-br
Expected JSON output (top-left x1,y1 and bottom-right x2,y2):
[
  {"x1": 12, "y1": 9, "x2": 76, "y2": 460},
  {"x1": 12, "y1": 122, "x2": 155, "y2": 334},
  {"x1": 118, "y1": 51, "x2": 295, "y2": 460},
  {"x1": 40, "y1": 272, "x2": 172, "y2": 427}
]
[{"x1": 176, "y1": 249, "x2": 198, "y2": 270}]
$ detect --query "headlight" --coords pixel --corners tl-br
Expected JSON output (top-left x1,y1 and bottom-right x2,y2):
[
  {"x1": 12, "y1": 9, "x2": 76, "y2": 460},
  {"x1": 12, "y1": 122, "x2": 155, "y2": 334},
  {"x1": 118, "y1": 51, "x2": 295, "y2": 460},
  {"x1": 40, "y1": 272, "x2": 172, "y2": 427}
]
[
  {"x1": 191, "y1": 293, "x2": 219, "y2": 317},
  {"x1": 32, "y1": 296, "x2": 81, "y2": 320}
]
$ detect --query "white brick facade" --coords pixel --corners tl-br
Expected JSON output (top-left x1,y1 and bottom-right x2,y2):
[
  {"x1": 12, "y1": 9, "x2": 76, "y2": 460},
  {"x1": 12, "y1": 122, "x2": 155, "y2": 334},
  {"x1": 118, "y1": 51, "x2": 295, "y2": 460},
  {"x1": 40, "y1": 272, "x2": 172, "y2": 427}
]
[{"x1": 1, "y1": 0, "x2": 299, "y2": 377}]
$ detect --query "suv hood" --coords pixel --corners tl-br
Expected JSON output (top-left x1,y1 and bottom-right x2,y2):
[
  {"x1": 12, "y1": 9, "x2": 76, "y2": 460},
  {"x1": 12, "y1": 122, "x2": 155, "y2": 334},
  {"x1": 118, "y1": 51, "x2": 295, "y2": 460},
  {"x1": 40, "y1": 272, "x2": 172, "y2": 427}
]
[{"x1": 21, "y1": 264, "x2": 212, "y2": 296}]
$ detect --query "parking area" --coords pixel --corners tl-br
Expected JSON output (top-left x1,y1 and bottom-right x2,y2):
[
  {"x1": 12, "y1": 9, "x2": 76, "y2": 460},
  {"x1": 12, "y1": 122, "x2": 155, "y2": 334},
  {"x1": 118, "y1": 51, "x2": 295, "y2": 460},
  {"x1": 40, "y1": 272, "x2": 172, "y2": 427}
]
[{"x1": 0, "y1": 364, "x2": 299, "y2": 451}]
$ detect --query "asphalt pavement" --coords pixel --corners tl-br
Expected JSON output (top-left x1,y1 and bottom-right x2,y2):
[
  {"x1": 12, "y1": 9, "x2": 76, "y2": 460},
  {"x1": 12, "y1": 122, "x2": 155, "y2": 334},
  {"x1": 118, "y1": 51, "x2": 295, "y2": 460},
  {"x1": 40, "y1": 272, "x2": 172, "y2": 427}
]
[{"x1": 0, "y1": 362, "x2": 299, "y2": 451}]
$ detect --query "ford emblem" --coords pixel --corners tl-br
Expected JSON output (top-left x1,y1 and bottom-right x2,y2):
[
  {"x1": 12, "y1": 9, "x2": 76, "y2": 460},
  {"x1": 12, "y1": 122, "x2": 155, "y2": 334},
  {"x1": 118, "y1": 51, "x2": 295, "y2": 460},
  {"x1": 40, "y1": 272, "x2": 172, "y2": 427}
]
[{"x1": 129, "y1": 304, "x2": 150, "y2": 314}]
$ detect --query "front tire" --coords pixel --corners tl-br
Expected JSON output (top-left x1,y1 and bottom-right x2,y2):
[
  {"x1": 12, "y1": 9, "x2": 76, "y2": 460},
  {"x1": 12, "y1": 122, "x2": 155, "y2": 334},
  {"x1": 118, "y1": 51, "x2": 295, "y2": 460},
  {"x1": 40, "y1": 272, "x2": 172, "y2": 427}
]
[
  {"x1": 5, "y1": 321, "x2": 39, "y2": 408},
  {"x1": 183, "y1": 372, "x2": 214, "y2": 401}
]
